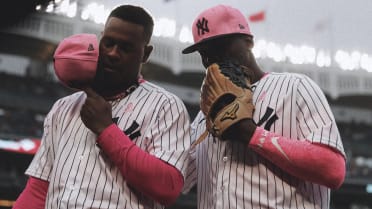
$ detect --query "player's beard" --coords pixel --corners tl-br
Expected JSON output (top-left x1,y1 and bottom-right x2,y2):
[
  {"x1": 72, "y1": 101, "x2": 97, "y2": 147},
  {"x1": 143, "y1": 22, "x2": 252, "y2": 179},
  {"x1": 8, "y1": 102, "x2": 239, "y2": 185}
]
[
  {"x1": 91, "y1": 65, "x2": 139, "y2": 99},
  {"x1": 91, "y1": 65, "x2": 123, "y2": 98}
]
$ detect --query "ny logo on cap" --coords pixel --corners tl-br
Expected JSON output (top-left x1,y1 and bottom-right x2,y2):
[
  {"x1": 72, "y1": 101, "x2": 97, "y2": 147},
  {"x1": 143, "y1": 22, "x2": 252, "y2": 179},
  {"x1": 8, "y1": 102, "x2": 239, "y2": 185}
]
[
  {"x1": 88, "y1": 43, "x2": 94, "y2": 51},
  {"x1": 196, "y1": 17, "x2": 209, "y2": 36}
]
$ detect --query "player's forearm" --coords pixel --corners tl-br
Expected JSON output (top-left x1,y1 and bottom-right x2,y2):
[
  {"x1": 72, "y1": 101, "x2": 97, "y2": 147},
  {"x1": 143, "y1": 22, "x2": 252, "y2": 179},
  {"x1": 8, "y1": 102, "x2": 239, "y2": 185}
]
[
  {"x1": 123, "y1": 145, "x2": 184, "y2": 206},
  {"x1": 12, "y1": 177, "x2": 49, "y2": 209},
  {"x1": 97, "y1": 124, "x2": 184, "y2": 206},
  {"x1": 248, "y1": 127, "x2": 346, "y2": 189}
]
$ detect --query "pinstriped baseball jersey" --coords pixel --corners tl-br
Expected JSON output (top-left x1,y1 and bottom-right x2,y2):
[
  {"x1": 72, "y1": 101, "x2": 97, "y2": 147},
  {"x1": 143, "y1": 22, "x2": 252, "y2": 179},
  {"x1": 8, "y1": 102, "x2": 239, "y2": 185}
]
[
  {"x1": 25, "y1": 81, "x2": 192, "y2": 209},
  {"x1": 184, "y1": 72, "x2": 345, "y2": 209}
]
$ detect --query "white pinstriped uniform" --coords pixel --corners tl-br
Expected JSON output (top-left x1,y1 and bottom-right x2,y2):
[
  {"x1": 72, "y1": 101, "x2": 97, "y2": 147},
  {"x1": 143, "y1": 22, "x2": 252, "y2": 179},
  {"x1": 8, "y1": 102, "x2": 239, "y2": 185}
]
[
  {"x1": 26, "y1": 81, "x2": 192, "y2": 209},
  {"x1": 184, "y1": 72, "x2": 345, "y2": 209}
]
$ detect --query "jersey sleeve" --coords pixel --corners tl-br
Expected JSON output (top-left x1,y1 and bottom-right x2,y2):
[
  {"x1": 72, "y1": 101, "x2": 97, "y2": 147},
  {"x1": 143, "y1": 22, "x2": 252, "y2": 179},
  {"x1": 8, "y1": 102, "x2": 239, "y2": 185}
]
[
  {"x1": 146, "y1": 95, "x2": 192, "y2": 180},
  {"x1": 296, "y1": 75, "x2": 345, "y2": 156},
  {"x1": 25, "y1": 99, "x2": 62, "y2": 181}
]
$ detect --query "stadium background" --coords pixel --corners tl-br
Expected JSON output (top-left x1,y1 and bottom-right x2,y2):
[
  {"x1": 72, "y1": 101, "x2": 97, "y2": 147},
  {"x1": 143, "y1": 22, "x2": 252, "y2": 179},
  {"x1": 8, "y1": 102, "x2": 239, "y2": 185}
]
[{"x1": 0, "y1": 0, "x2": 372, "y2": 208}]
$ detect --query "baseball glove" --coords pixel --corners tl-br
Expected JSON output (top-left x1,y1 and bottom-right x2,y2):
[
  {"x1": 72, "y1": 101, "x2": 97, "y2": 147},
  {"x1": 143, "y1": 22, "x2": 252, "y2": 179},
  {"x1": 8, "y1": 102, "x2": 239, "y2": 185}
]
[{"x1": 192, "y1": 61, "x2": 254, "y2": 147}]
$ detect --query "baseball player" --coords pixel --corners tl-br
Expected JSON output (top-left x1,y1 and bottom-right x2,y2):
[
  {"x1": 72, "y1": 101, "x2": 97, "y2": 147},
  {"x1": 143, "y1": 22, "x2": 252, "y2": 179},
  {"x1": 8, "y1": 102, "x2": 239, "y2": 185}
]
[
  {"x1": 13, "y1": 5, "x2": 192, "y2": 209},
  {"x1": 182, "y1": 5, "x2": 346, "y2": 209}
]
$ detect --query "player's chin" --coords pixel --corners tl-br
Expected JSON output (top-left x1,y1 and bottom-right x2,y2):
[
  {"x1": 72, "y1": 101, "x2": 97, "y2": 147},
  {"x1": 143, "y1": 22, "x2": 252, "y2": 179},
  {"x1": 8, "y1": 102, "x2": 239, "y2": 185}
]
[
  {"x1": 64, "y1": 80, "x2": 92, "y2": 90},
  {"x1": 96, "y1": 68, "x2": 119, "y2": 83}
]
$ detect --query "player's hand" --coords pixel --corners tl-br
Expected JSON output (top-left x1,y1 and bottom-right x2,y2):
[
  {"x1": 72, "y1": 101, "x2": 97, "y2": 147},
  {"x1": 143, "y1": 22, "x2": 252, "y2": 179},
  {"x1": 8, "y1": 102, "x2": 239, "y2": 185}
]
[
  {"x1": 80, "y1": 87, "x2": 113, "y2": 135},
  {"x1": 222, "y1": 119, "x2": 257, "y2": 144},
  {"x1": 201, "y1": 62, "x2": 254, "y2": 137},
  {"x1": 219, "y1": 64, "x2": 257, "y2": 143}
]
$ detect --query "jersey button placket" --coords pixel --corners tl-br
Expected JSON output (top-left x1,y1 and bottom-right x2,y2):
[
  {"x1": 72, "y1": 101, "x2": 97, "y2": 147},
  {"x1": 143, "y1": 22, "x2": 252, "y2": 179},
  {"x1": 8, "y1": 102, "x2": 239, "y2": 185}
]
[
  {"x1": 217, "y1": 157, "x2": 228, "y2": 208},
  {"x1": 221, "y1": 156, "x2": 228, "y2": 191}
]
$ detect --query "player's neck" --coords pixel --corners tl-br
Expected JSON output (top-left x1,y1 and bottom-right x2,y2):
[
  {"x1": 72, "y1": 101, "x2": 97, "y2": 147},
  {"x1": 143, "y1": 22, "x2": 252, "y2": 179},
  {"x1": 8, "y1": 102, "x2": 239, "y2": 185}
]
[
  {"x1": 93, "y1": 80, "x2": 140, "y2": 101},
  {"x1": 251, "y1": 67, "x2": 266, "y2": 84},
  {"x1": 104, "y1": 83, "x2": 139, "y2": 101}
]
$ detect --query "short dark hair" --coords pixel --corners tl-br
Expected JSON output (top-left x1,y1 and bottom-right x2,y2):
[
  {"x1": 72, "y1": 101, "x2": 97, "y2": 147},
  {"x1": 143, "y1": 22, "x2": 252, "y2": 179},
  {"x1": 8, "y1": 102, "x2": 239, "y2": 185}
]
[{"x1": 108, "y1": 5, "x2": 154, "y2": 43}]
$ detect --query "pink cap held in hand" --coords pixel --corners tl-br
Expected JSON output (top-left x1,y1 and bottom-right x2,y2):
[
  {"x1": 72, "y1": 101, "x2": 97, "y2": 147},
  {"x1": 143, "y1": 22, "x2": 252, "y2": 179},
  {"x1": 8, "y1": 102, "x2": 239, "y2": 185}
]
[
  {"x1": 53, "y1": 33, "x2": 98, "y2": 89},
  {"x1": 182, "y1": 5, "x2": 252, "y2": 54}
]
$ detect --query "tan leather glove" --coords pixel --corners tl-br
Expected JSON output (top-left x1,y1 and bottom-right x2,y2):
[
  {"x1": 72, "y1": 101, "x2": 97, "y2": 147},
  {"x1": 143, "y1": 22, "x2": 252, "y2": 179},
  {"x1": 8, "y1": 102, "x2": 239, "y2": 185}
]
[{"x1": 193, "y1": 61, "x2": 255, "y2": 147}]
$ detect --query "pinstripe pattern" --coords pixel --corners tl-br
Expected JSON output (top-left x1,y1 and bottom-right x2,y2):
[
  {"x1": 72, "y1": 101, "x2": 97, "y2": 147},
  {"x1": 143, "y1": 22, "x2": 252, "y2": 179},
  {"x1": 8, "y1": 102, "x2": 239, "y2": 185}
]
[
  {"x1": 26, "y1": 81, "x2": 192, "y2": 209},
  {"x1": 184, "y1": 72, "x2": 345, "y2": 209}
]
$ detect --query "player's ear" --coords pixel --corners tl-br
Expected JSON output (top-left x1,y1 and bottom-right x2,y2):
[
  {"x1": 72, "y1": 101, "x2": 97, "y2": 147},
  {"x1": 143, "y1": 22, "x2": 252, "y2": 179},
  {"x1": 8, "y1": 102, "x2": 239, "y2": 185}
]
[
  {"x1": 247, "y1": 35, "x2": 254, "y2": 49},
  {"x1": 142, "y1": 45, "x2": 153, "y2": 63}
]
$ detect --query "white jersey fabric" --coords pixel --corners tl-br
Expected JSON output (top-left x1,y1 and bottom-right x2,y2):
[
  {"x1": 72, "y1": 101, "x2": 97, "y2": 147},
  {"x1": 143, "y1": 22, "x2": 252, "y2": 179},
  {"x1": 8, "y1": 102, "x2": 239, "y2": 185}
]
[
  {"x1": 26, "y1": 81, "x2": 192, "y2": 209},
  {"x1": 184, "y1": 72, "x2": 345, "y2": 209}
]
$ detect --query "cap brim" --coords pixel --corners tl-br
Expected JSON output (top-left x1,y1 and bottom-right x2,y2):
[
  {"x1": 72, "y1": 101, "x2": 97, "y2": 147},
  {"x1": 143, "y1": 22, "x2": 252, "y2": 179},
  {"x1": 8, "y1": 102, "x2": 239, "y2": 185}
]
[
  {"x1": 182, "y1": 43, "x2": 202, "y2": 54},
  {"x1": 182, "y1": 35, "x2": 226, "y2": 54},
  {"x1": 182, "y1": 33, "x2": 253, "y2": 54}
]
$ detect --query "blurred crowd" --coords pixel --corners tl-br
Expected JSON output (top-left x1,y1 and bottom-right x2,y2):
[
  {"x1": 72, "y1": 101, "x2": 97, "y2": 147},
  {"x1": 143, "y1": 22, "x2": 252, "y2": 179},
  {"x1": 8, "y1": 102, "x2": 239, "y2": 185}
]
[
  {"x1": 0, "y1": 72, "x2": 71, "y2": 138},
  {"x1": 338, "y1": 122, "x2": 372, "y2": 179}
]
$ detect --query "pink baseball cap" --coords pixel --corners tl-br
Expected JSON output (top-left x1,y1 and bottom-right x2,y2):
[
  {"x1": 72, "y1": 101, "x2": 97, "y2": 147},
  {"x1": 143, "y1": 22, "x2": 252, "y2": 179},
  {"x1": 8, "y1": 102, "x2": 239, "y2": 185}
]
[
  {"x1": 53, "y1": 33, "x2": 98, "y2": 89},
  {"x1": 182, "y1": 5, "x2": 252, "y2": 54}
]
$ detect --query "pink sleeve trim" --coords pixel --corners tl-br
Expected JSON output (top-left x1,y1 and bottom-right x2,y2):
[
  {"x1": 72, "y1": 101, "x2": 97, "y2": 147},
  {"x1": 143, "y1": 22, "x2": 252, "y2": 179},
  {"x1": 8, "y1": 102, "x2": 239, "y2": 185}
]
[
  {"x1": 12, "y1": 177, "x2": 49, "y2": 209},
  {"x1": 249, "y1": 127, "x2": 346, "y2": 189},
  {"x1": 97, "y1": 124, "x2": 183, "y2": 206}
]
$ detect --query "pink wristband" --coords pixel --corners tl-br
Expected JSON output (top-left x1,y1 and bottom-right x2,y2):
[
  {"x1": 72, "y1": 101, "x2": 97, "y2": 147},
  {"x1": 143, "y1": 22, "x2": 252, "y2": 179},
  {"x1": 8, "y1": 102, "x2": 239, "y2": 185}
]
[{"x1": 249, "y1": 127, "x2": 345, "y2": 189}]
